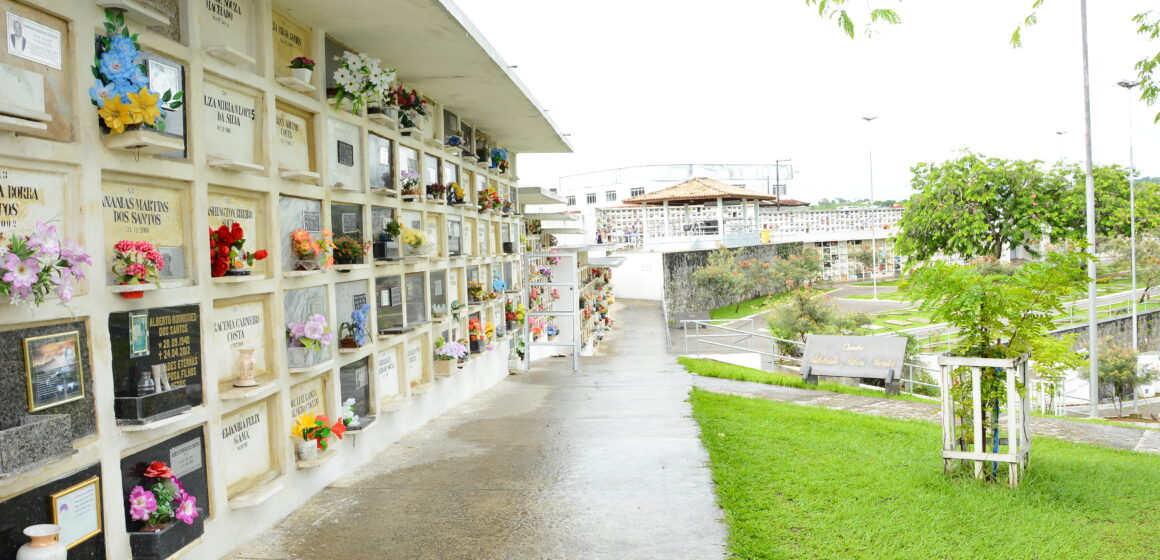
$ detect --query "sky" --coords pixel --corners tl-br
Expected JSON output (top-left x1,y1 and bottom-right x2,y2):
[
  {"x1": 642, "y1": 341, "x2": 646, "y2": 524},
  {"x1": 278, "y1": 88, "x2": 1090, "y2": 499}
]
[{"x1": 454, "y1": 0, "x2": 1160, "y2": 203}]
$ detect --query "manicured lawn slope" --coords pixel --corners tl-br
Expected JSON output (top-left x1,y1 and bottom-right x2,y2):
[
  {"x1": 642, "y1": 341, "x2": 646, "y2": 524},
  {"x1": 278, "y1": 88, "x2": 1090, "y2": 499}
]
[
  {"x1": 690, "y1": 390, "x2": 1160, "y2": 559},
  {"x1": 679, "y1": 357, "x2": 933, "y2": 403}
]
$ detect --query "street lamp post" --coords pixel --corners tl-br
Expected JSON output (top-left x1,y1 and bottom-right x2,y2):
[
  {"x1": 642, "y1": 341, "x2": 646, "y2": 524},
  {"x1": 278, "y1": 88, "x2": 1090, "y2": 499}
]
[
  {"x1": 863, "y1": 116, "x2": 878, "y2": 301},
  {"x1": 1118, "y1": 79, "x2": 1141, "y2": 415},
  {"x1": 1056, "y1": 130, "x2": 1067, "y2": 164},
  {"x1": 1079, "y1": 0, "x2": 1100, "y2": 419}
]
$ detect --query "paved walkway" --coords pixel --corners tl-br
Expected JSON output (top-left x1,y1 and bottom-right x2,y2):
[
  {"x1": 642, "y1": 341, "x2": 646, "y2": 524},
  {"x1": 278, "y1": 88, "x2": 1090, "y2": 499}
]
[
  {"x1": 693, "y1": 375, "x2": 1160, "y2": 454},
  {"x1": 231, "y1": 300, "x2": 727, "y2": 560}
]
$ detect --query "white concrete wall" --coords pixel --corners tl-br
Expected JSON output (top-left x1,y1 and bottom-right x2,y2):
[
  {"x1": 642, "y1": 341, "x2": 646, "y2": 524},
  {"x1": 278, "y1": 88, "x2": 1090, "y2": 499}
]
[{"x1": 613, "y1": 252, "x2": 665, "y2": 301}]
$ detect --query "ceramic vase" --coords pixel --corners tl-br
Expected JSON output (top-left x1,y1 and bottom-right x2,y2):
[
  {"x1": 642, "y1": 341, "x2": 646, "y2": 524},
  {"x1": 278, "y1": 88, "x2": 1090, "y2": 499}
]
[
  {"x1": 297, "y1": 439, "x2": 319, "y2": 462},
  {"x1": 16, "y1": 524, "x2": 66, "y2": 560},
  {"x1": 291, "y1": 67, "x2": 312, "y2": 84},
  {"x1": 287, "y1": 346, "x2": 312, "y2": 368},
  {"x1": 234, "y1": 348, "x2": 258, "y2": 387},
  {"x1": 434, "y1": 359, "x2": 453, "y2": 377}
]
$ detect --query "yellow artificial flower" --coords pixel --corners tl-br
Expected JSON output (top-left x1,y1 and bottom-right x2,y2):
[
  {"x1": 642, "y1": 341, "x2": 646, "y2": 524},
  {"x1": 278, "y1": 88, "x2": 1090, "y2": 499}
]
[
  {"x1": 98, "y1": 96, "x2": 133, "y2": 134},
  {"x1": 128, "y1": 87, "x2": 162, "y2": 127},
  {"x1": 292, "y1": 412, "x2": 317, "y2": 440}
]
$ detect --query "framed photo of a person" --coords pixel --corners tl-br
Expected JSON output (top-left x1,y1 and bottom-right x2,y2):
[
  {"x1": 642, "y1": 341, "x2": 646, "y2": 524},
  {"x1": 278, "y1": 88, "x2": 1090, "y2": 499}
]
[
  {"x1": 50, "y1": 476, "x2": 102, "y2": 549},
  {"x1": 129, "y1": 310, "x2": 149, "y2": 358},
  {"x1": 24, "y1": 331, "x2": 85, "y2": 411}
]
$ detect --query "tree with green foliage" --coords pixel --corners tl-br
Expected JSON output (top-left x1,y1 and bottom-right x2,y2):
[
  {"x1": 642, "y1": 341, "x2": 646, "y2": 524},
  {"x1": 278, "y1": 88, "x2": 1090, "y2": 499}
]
[
  {"x1": 1098, "y1": 342, "x2": 1159, "y2": 417},
  {"x1": 1054, "y1": 165, "x2": 1160, "y2": 239},
  {"x1": 849, "y1": 245, "x2": 874, "y2": 278},
  {"x1": 773, "y1": 252, "x2": 823, "y2": 291},
  {"x1": 691, "y1": 248, "x2": 746, "y2": 313},
  {"x1": 1105, "y1": 236, "x2": 1160, "y2": 304},
  {"x1": 767, "y1": 286, "x2": 866, "y2": 357},
  {"x1": 896, "y1": 152, "x2": 1070, "y2": 261}
]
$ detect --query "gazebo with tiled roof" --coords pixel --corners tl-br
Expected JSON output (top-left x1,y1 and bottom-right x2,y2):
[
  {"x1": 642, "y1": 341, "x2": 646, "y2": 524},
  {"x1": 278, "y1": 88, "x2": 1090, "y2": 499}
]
[{"x1": 620, "y1": 177, "x2": 808, "y2": 242}]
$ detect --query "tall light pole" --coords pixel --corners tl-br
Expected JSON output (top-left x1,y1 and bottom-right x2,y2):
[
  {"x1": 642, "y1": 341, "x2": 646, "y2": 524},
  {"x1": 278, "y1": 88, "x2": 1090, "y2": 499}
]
[
  {"x1": 1118, "y1": 79, "x2": 1140, "y2": 352},
  {"x1": 1080, "y1": 0, "x2": 1100, "y2": 419},
  {"x1": 1056, "y1": 130, "x2": 1067, "y2": 164},
  {"x1": 863, "y1": 116, "x2": 878, "y2": 300}
]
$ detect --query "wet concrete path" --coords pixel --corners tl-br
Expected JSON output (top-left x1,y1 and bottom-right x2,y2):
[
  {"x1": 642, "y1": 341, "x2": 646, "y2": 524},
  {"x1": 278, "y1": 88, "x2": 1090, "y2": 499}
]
[{"x1": 231, "y1": 300, "x2": 727, "y2": 560}]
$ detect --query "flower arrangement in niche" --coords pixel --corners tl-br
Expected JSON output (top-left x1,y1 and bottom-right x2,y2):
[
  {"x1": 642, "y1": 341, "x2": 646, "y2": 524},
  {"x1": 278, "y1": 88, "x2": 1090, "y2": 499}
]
[
  {"x1": 90, "y1": 9, "x2": 183, "y2": 134},
  {"x1": 286, "y1": 314, "x2": 333, "y2": 350},
  {"x1": 341, "y1": 398, "x2": 360, "y2": 428},
  {"x1": 467, "y1": 281, "x2": 484, "y2": 303},
  {"x1": 484, "y1": 321, "x2": 496, "y2": 341},
  {"x1": 208, "y1": 223, "x2": 267, "y2": 277},
  {"x1": 490, "y1": 148, "x2": 509, "y2": 171},
  {"x1": 290, "y1": 229, "x2": 335, "y2": 270},
  {"x1": 505, "y1": 301, "x2": 526, "y2": 325},
  {"x1": 330, "y1": 50, "x2": 395, "y2": 114},
  {"x1": 435, "y1": 339, "x2": 468, "y2": 361},
  {"x1": 339, "y1": 303, "x2": 372, "y2": 348},
  {"x1": 447, "y1": 131, "x2": 464, "y2": 147},
  {"x1": 112, "y1": 240, "x2": 164, "y2": 285},
  {"x1": 292, "y1": 412, "x2": 347, "y2": 451},
  {"x1": 449, "y1": 182, "x2": 466, "y2": 204},
  {"x1": 332, "y1": 235, "x2": 370, "y2": 265},
  {"x1": 468, "y1": 317, "x2": 484, "y2": 341},
  {"x1": 426, "y1": 183, "x2": 446, "y2": 200},
  {"x1": 401, "y1": 227, "x2": 432, "y2": 256},
  {"x1": 394, "y1": 86, "x2": 427, "y2": 128},
  {"x1": 128, "y1": 461, "x2": 198, "y2": 531},
  {"x1": 400, "y1": 170, "x2": 421, "y2": 196},
  {"x1": 0, "y1": 222, "x2": 91, "y2": 306},
  {"x1": 288, "y1": 56, "x2": 315, "y2": 70}
]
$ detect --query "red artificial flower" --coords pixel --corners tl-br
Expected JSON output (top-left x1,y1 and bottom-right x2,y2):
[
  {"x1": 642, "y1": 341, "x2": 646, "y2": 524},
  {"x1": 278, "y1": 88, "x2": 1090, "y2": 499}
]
[
  {"x1": 330, "y1": 420, "x2": 347, "y2": 440},
  {"x1": 253, "y1": 250, "x2": 268, "y2": 261},
  {"x1": 143, "y1": 461, "x2": 173, "y2": 478}
]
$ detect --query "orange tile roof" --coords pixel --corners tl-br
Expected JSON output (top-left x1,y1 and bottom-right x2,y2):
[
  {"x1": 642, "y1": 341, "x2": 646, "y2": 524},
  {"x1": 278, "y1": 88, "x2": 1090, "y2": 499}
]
[{"x1": 622, "y1": 177, "x2": 786, "y2": 204}]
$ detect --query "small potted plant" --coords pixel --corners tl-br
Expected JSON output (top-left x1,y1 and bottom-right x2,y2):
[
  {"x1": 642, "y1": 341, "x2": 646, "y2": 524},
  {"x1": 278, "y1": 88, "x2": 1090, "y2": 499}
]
[
  {"x1": 455, "y1": 338, "x2": 471, "y2": 367},
  {"x1": 338, "y1": 303, "x2": 371, "y2": 349},
  {"x1": 332, "y1": 235, "x2": 369, "y2": 267},
  {"x1": 467, "y1": 281, "x2": 484, "y2": 304},
  {"x1": 288, "y1": 56, "x2": 315, "y2": 84},
  {"x1": 484, "y1": 321, "x2": 496, "y2": 342},
  {"x1": 373, "y1": 219, "x2": 403, "y2": 261},
  {"x1": 468, "y1": 318, "x2": 485, "y2": 353},
  {"x1": 291, "y1": 412, "x2": 347, "y2": 462},
  {"x1": 0, "y1": 221, "x2": 90, "y2": 306},
  {"x1": 450, "y1": 299, "x2": 465, "y2": 321},
  {"x1": 400, "y1": 170, "x2": 421, "y2": 200},
  {"x1": 401, "y1": 226, "x2": 430, "y2": 257},
  {"x1": 434, "y1": 337, "x2": 468, "y2": 376},
  {"x1": 510, "y1": 338, "x2": 527, "y2": 372},
  {"x1": 426, "y1": 182, "x2": 446, "y2": 203},
  {"x1": 502, "y1": 199, "x2": 513, "y2": 215},
  {"x1": 546, "y1": 323, "x2": 559, "y2": 341},
  {"x1": 506, "y1": 301, "x2": 526, "y2": 331},
  {"x1": 112, "y1": 240, "x2": 165, "y2": 298},
  {"x1": 290, "y1": 229, "x2": 335, "y2": 271},
  {"x1": 368, "y1": 84, "x2": 398, "y2": 119},
  {"x1": 395, "y1": 86, "x2": 427, "y2": 134},
  {"x1": 286, "y1": 314, "x2": 332, "y2": 368},
  {"x1": 209, "y1": 223, "x2": 267, "y2": 277},
  {"x1": 126, "y1": 461, "x2": 201, "y2": 558}
]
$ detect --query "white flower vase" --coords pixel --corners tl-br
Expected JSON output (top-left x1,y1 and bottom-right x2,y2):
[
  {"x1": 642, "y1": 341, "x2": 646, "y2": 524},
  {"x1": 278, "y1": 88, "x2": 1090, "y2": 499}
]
[
  {"x1": 291, "y1": 67, "x2": 312, "y2": 84},
  {"x1": 16, "y1": 525, "x2": 66, "y2": 560},
  {"x1": 287, "y1": 346, "x2": 313, "y2": 368},
  {"x1": 297, "y1": 440, "x2": 319, "y2": 462}
]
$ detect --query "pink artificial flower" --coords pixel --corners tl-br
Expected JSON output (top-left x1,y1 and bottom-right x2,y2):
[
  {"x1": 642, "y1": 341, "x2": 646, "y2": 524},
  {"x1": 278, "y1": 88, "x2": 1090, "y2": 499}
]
[
  {"x1": 60, "y1": 240, "x2": 92, "y2": 276},
  {"x1": 124, "y1": 262, "x2": 148, "y2": 279},
  {"x1": 54, "y1": 273, "x2": 73, "y2": 303},
  {"x1": 114, "y1": 240, "x2": 135, "y2": 252},
  {"x1": 128, "y1": 486, "x2": 158, "y2": 521},
  {"x1": 288, "y1": 321, "x2": 307, "y2": 339},
  {"x1": 303, "y1": 319, "x2": 325, "y2": 340},
  {"x1": 3, "y1": 253, "x2": 40, "y2": 292},
  {"x1": 28, "y1": 221, "x2": 60, "y2": 260},
  {"x1": 145, "y1": 251, "x2": 163, "y2": 264},
  {"x1": 174, "y1": 494, "x2": 197, "y2": 525}
]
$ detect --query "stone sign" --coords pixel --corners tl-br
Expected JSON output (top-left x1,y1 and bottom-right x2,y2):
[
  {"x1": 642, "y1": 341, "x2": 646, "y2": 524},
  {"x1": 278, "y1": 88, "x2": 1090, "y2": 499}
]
[
  {"x1": 271, "y1": 11, "x2": 310, "y2": 78},
  {"x1": 0, "y1": 321, "x2": 94, "y2": 440},
  {"x1": 200, "y1": 0, "x2": 255, "y2": 64},
  {"x1": 406, "y1": 344, "x2": 423, "y2": 386},
  {"x1": 289, "y1": 377, "x2": 324, "y2": 418},
  {"x1": 102, "y1": 180, "x2": 186, "y2": 281},
  {"x1": 0, "y1": 164, "x2": 65, "y2": 237},
  {"x1": 376, "y1": 348, "x2": 399, "y2": 399},
  {"x1": 207, "y1": 190, "x2": 259, "y2": 231},
  {"x1": 0, "y1": 1, "x2": 72, "y2": 141},
  {"x1": 336, "y1": 280, "x2": 369, "y2": 331},
  {"x1": 274, "y1": 105, "x2": 312, "y2": 172},
  {"x1": 331, "y1": 202, "x2": 363, "y2": 237},
  {"x1": 211, "y1": 300, "x2": 267, "y2": 385},
  {"x1": 219, "y1": 399, "x2": 273, "y2": 496},
  {"x1": 800, "y1": 334, "x2": 907, "y2": 391},
  {"x1": 202, "y1": 81, "x2": 259, "y2": 164},
  {"x1": 328, "y1": 118, "x2": 361, "y2": 190},
  {"x1": 108, "y1": 305, "x2": 203, "y2": 422}
]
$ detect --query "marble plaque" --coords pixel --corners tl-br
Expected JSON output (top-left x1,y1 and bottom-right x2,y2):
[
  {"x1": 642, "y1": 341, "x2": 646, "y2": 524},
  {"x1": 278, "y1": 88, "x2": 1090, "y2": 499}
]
[
  {"x1": 423, "y1": 154, "x2": 440, "y2": 186},
  {"x1": 448, "y1": 270, "x2": 459, "y2": 301},
  {"x1": 120, "y1": 428, "x2": 208, "y2": 528},
  {"x1": 376, "y1": 276, "x2": 403, "y2": 331},
  {"x1": 102, "y1": 180, "x2": 185, "y2": 282},
  {"x1": 443, "y1": 161, "x2": 459, "y2": 186},
  {"x1": 400, "y1": 145, "x2": 418, "y2": 175},
  {"x1": 335, "y1": 280, "x2": 368, "y2": 331},
  {"x1": 405, "y1": 273, "x2": 427, "y2": 324},
  {"x1": 5, "y1": 11, "x2": 60, "y2": 69},
  {"x1": 220, "y1": 400, "x2": 273, "y2": 496},
  {"x1": 376, "y1": 348, "x2": 399, "y2": 398},
  {"x1": 0, "y1": 321, "x2": 94, "y2": 438},
  {"x1": 0, "y1": 464, "x2": 104, "y2": 559},
  {"x1": 405, "y1": 344, "x2": 423, "y2": 385},
  {"x1": 274, "y1": 105, "x2": 312, "y2": 172},
  {"x1": 108, "y1": 306, "x2": 203, "y2": 408},
  {"x1": 0, "y1": 1, "x2": 71, "y2": 141},
  {"x1": 424, "y1": 219, "x2": 439, "y2": 254},
  {"x1": 202, "y1": 81, "x2": 259, "y2": 163},
  {"x1": 278, "y1": 196, "x2": 322, "y2": 270},
  {"x1": 402, "y1": 210, "x2": 422, "y2": 231},
  {"x1": 200, "y1": 0, "x2": 256, "y2": 64},
  {"x1": 211, "y1": 300, "x2": 267, "y2": 385},
  {"x1": 207, "y1": 190, "x2": 259, "y2": 232},
  {"x1": 339, "y1": 358, "x2": 370, "y2": 419},
  {"x1": 328, "y1": 118, "x2": 361, "y2": 190},
  {"x1": 284, "y1": 286, "x2": 327, "y2": 341},
  {"x1": 289, "y1": 377, "x2": 324, "y2": 418},
  {"x1": 331, "y1": 203, "x2": 363, "y2": 237},
  {"x1": 370, "y1": 206, "x2": 395, "y2": 236},
  {"x1": 272, "y1": 11, "x2": 310, "y2": 78},
  {"x1": 368, "y1": 134, "x2": 392, "y2": 190},
  {"x1": 0, "y1": 164, "x2": 65, "y2": 238}
]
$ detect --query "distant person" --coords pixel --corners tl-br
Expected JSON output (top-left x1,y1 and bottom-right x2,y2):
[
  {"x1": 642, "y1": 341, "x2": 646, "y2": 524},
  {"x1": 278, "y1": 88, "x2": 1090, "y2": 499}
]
[
  {"x1": 9, "y1": 19, "x2": 27, "y2": 53},
  {"x1": 596, "y1": 230, "x2": 604, "y2": 244}
]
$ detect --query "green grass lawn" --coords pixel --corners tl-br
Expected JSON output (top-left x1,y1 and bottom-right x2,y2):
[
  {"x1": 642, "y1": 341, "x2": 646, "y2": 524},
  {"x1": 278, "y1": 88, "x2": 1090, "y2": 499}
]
[
  {"x1": 710, "y1": 292, "x2": 792, "y2": 321},
  {"x1": 678, "y1": 357, "x2": 934, "y2": 403},
  {"x1": 691, "y1": 390, "x2": 1160, "y2": 559}
]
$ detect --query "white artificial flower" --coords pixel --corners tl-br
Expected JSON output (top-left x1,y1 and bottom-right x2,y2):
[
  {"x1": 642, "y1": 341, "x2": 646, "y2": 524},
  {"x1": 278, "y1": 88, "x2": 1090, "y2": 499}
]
[
  {"x1": 342, "y1": 50, "x2": 361, "y2": 67},
  {"x1": 333, "y1": 68, "x2": 356, "y2": 88}
]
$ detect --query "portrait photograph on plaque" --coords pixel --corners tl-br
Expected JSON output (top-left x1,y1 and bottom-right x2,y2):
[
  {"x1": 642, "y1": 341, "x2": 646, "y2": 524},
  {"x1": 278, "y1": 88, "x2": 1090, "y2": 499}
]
[
  {"x1": 130, "y1": 310, "x2": 150, "y2": 358},
  {"x1": 50, "y1": 476, "x2": 102, "y2": 549},
  {"x1": 23, "y1": 330, "x2": 84, "y2": 411}
]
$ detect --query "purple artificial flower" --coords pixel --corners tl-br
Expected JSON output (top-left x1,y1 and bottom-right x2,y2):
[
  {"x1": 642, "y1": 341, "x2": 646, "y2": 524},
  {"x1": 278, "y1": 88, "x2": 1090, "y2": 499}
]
[
  {"x1": 3, "y1": 253, "x2": 40, "y2": 294},
  {"x1": 303, "y1": 319, "x2": 324, "y2": 341},
  {"x1": 53, "y1": 272, "x2": 73, "y2": 303},
  {"x1": 27, "y1": 221, "x2": 60, "y2": 261},
  {"x1": 128, "y1": 486, "x2": 158, "y2": 521},
  {"x1": 320, "y1": 331, "x2": 333, "y2": 346},
  {"x1": 60, "y1": 239, "x2": 92, "y2": 275},
  {"x1": 174, "y1": 494, "x2": 198, "y2": 525},
  {"x1": 288, "y1": 321, "x2": 307, "y2": 340}
]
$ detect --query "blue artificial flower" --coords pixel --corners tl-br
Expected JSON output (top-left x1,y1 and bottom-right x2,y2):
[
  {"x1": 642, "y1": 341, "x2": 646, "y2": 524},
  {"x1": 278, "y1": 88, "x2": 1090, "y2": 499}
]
[
  {"x1": 110, "y1": 78, "x2": 138, "y2": 103},
  {"x1": 128, "y1": 65, "x2": 150, "y2": 91},
  {"x1": 99, "y1": 49, "x2": 138, "y2": 83},
  {"x1": 89, "y1": 80, "x2": 113, "y2": 108},
  {"x1": 109, "y1": 35, "x2": 138, "y2": 57}
]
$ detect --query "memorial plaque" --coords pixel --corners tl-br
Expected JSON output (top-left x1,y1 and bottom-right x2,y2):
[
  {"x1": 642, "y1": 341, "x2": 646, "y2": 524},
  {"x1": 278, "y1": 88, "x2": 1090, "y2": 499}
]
[
  {"x1": 102, "y1": 180, "x2": 186, "y2": 281},
  {"x1": 200, "y1": 0, "x2": 256, "y2": 65},
  {"x1": 376, "y1": 276, "x2": 403, "y2": 332},
  {"x1": 368, "y1": 134, "x2": 393, "y2": 190},
  {"x1": 120, "y1": 428, "x2": 208, "y2": 531},
  {"x1": 0, "y1": 1, "x2": 71, "y2": 141},
  {"x1": 336, "y1": 280, "x2": 369, "y2": 336},
  {"x1": 272, "y1": 11, "x2": 311, "y2": 78},
  {"x1": 424, "y1": 219, "x2": 439, "y2": 255},
  {"x1": 331, "y1": 203, "x2": 363, "y2": 237},
  {"x1": 0, "y1": 164, "x2": 67, "y2": 238},
  {"x1": 449, "y1": 270, "x2": 459, "y2": 301},
  {"x1": 405, "y1": 344, "x2": 423, "y2": 385},
  {"x1": 5, "y1": 11, "x2": 59, "y2": 68},
  {"x1": 278, "y1": 196, "x2": 322, "y2": 270},
  {"x1": 423, "y1": 154, "x2": 440, "y2": 186},
  {"x1": 376, "y1": 348, "x2": 399, "y2": 398},
  {"x1": 108, "y1": 306, "x2": 203, "y2": 418},
  {"x1": 402, "y1": 210, "x2": 422, "y2": 231},
  {"x1": 211, "y1": 300, "x2": 267, "y2": 385},
  {"x1": 219, "y1": 400, "x2": 274, "y2": 496},
  {"x1": 284, "y1": 285, "x2": 327, "y2": 367},
  {"x1": 207, "y1": 190, "x2": 259, "y2": 232},
  {"x1": 800, "y1": 334, "x2": 907, "y2": 380},
  {"x1": 0, "y1": 464, "x2": 104, "y2": 559},
  {"x1": 339, "y1": 358, "x2": 371, "y2": 419},
  {"x1": 371, "y1": 206, "x2": 395, "y2": 236},
  {"x1": 202, "y1": 81, "x2": 259, "y2": 164},
  {"x1": 289, "y1": 377, "x2": 324, "y2": 418},
  {"x1": 274, "y1": 105, "x2": 312, "y2": 172},
  {"x1": 328, "y1": 118, "x2": 361, "y2": 190},
  {"x1": 0, "y1": 321, "x2": 95, "y2": 440},
  {"x1": 141, "y1": 50, "x2": 187, "y2": 147}
]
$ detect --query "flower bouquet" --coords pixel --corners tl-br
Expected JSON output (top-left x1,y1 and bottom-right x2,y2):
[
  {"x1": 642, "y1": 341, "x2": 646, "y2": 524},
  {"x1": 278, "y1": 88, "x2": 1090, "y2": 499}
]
[
  {"x1": 112, "y1": 240, "x2": 164, "y2": 298},
  {"x1": 400, "y1": 170, "x2": 421, "y2": 198},
  {"x1": 330, "y1": 50, "x2": 395, "y2": 114},
  {"x1": 292, "y1": 412, "x2": 347, "y2": 461},
  {"x1": 339, "y1": 303, "x2": 371, "y2": 348},
  {"x1": 395, "y1": 86, "x2": 427, "y2": 131},
  {"x1": 286, "y1": 314, "x2": 332, "y2": 367},
  {"x1": 546, "y1": 323, "x2": 559, "y2": 341},
  {"x1": 332, "y1": 235, "x2": 369, "y2": 266},
  {"x1": 0, "y1": 222, "x2": 90, "y2": 306},
  {"x1": 128, "y1": 461, "x2": 198, "y2": 532},
  {"x1": 468, "y1": 317, "x2": 484, "y2": 353},
  {"x1": 426, "y1": 182, "x2": 447, "y2": 202},
  {"x1": 450, "y1": 299, "x2": 465, "y2": 321},
  {"x1": 505, "y1": 301, "x2": 526, "y2": 331},
  {"x1": 209, "y1": 223, "x2": 267, "y2": 277},
  {"x1": 91, "y1": 9, "x2": 183, "y2": 136},
  {"x1": 490, "y1": 148, "x2": 509, "y2": 170},
  {"x1": 290, "y1": 229, "x2": 335, "y2": 271},
  {"x1": 484, "y1": 321, "x2": 496, "y2": 341},
  {"x1": 288, "y1": 56, "x2": 315, "y2": 83},
  {"x1": 448, "y1": 182, "x2": 466, "y2": 205},
  {"x1": 374, "y1": 219, "x2": 403, "y2": 261},
  {"x1": 341, "y1": 398, "x2": 361, "y2": 429},
  {"x1": 467, "y1": 281, "x2": 485, "y2": 303},
  {"x1": 401, "y1": 226, "x2": 431, "y2": 257},
  {"x1": 434, "y1": 337, "x2": 468, "y2": 376}
]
